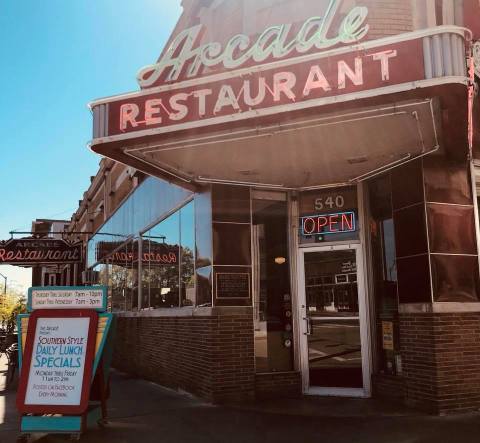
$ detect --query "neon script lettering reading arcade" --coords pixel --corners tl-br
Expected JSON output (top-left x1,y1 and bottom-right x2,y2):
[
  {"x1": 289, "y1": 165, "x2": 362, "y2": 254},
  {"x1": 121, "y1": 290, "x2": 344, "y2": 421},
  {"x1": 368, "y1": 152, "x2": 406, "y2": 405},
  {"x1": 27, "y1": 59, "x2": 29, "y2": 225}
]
[{"x1": 137, "y1": 0, "x2": 369, "y2": 87}]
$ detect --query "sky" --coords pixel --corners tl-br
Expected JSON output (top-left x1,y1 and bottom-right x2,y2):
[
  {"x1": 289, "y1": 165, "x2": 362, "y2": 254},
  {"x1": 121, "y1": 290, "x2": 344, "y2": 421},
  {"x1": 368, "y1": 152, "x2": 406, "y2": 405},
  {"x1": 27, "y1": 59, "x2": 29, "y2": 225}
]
[{"x1": 0, "y1": 0, "x2": 182, "y2": 293}]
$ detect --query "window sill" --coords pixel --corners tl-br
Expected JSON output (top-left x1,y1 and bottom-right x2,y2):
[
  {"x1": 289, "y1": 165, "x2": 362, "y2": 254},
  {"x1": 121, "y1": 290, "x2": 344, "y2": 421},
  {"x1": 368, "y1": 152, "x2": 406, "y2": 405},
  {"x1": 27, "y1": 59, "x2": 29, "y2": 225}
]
[{"x1": 116, "y1": 306, "x2": 252, "y2": 317}]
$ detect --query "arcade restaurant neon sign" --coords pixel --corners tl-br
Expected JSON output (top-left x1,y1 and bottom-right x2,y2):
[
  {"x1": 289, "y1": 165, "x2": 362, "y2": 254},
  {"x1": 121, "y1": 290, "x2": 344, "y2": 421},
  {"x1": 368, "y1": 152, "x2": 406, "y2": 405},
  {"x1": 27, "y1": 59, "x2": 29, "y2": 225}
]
[
  {"x1": 117, "y1": 45, "x2": 403, "y2": 135},
  {"x1": 137, "y1": 0, "x2": 369, "y2": 87},
  {"x1": 90, "y1": 1, "x2": 427, "y2": 141}
]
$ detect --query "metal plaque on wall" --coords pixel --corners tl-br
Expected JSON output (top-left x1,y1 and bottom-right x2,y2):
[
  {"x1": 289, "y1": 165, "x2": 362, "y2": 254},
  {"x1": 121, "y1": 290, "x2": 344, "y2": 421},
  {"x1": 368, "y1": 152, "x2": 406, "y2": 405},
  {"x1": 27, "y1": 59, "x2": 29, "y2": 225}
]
[{"x1": 216, "y1": 272, "x2": 251, "y2": 299}]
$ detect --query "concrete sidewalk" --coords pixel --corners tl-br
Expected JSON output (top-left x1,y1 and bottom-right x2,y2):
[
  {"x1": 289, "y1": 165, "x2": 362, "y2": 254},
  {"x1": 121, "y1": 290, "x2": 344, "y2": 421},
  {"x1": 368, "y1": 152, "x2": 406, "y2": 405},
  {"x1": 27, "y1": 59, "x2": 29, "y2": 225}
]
[{"x1": 2, "y1": 360, "x2": 480, "y2": 443}]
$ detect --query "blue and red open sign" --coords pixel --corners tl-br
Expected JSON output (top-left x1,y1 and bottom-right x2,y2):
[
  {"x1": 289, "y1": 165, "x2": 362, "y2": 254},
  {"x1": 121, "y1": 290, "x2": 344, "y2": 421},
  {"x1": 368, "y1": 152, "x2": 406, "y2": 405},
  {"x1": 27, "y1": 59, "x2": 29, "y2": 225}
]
[{"x1": 301, "y1": 211, "x2": 356, "y2": 236}]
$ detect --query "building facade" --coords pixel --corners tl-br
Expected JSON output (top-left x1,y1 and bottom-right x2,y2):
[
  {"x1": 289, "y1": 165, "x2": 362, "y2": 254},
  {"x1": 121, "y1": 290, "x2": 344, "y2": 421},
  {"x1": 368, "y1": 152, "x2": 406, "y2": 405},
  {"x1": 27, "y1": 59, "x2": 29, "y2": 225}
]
[
  {"x1": 30, "y1": 219, "x2": 74, "y2": 287},
  {"x1": 56, "y1": 0, "x2": 480, "y2": 414}
]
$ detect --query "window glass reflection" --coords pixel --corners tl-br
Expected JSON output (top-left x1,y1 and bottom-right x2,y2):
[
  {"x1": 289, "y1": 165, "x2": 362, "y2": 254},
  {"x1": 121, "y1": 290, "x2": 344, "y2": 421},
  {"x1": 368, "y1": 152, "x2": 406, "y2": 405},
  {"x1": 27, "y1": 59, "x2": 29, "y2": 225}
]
[
  {"x1": 368, "y1": 175, "x2": 400, "y2": 376},
  {"x1": 181, "y1": 202, "x2": 195, "y2": 307},
  {"x1": 141, "y1": 201, "x2": 195, "y2": 309},
  {"x1": 143, "y1": 212, "x2": 180, "y2": 309},
  {"x1": 383, "y1": 219, "x2": 397, "y2": 282},
  {"x1": 252, "y1": 199, "x2": 293, "y2": 373},
  {"x1": 432, "y1": 254, "x2": 480, "y2": 302},
  {"x1": 93, "y1": 240, "x2": 138, "y2": 312},
  {"x1": 87, "y1": 177, "x2": 192, "y2": 267},
  {"x1": 304, "y1": 250, "x2": 362, "y2": 389},
  {"x1": 95, "y1": 263, "x2": 109, "y2": 287},
  {"x1": 89, "y1": 201, "x2": 195, "y2": 312}
]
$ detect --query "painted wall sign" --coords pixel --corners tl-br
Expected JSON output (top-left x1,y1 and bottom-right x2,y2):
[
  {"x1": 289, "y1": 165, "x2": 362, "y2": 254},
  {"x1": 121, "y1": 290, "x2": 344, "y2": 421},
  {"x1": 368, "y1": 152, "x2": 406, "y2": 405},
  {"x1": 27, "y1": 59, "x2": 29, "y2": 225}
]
[
  {"x1": 137, "y1": 0, "x2": 369, "y2": 88},
  {"x1": 0, "y1": 238, "x2": 82, "y2": 266},
  {"x1": 17, "y1": 310, "x2": 98, "y2": 415},
  {"x1": 28, "y1": 286, "x2": 107, "y2": 312},
  {"x1": 216, "y1": 272, "x2": 251, "y2": 299},
  {"x1": 301, "y1": 211, "x2": 356, "y2": 236}
]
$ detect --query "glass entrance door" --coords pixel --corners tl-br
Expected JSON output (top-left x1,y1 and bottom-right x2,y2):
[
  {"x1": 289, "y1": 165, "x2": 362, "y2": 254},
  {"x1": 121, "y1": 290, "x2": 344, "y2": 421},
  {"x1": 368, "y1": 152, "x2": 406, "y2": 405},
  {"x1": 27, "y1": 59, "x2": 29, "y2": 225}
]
[{"x1": 298, "y1": 245, "x2": 369, "y2": 396}]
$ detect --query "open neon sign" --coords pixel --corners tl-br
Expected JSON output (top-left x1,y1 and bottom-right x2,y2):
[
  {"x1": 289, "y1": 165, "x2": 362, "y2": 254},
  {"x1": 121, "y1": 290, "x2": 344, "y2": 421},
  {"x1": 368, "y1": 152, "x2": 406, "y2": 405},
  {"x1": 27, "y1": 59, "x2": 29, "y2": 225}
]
[{"x1": 301, "y1": 211, "x2": 356, "y2": 236}]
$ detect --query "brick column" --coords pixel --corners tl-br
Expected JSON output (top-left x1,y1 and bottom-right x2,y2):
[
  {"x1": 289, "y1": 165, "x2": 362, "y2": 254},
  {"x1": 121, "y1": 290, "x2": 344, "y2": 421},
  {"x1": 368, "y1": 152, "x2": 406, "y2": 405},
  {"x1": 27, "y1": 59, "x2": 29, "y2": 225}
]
[{"x1": 400, "y1": 311, "x2": 480, "y2": 414}]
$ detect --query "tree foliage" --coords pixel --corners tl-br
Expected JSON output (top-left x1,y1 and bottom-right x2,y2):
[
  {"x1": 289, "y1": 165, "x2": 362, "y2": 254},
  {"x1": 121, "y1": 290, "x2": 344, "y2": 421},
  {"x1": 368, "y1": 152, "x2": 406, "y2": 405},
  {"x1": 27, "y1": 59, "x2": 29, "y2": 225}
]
[{"x1": 0, "y1": 290, "x2": 27, "y2": 334}]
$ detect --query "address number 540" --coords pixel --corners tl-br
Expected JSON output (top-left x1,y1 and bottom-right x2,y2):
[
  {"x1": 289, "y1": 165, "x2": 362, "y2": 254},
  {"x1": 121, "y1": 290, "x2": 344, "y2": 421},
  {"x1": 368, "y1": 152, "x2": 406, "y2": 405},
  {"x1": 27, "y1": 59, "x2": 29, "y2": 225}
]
[{"x1": 314, "y1": 196, "x2": 345, "y2": 211}]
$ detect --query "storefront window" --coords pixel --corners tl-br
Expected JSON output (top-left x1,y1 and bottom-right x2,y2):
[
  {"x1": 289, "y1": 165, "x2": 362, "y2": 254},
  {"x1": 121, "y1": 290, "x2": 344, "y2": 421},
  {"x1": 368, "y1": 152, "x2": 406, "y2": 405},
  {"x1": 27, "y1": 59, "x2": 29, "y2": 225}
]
[
  {"x1": 110, "y1": 260, "x2": 129, "y2": 312},
  {"x1": 180, "y1": 202, "x2": 195, "y2": 306},
  {"x1": 90, "y1": 199, "x2": 194, "y2": 312},
  {"x1": 87, "y1": 177, "x2": 192, "y2": 268},
  {"x1": 252, "y1": 197, "x2": 293, "y2": 373},
  {"x1": 86, "y1": 175, "x2": 195, "y2": 312},
  {"x1": 141, "y1": 201, "x2": 195, "y2": 309},
  {"x1": 95, "y1": 262, "x2": 108, "y2": 287},
  {"x1": 368, "y1": 175, "x2": 400, "y2": 376},
  {"x1": 142, "y1": 212, "x2": 180, "y2": 309},
  {"x1": 92, "y1": 240, "x2": 138, "y2": 312}
]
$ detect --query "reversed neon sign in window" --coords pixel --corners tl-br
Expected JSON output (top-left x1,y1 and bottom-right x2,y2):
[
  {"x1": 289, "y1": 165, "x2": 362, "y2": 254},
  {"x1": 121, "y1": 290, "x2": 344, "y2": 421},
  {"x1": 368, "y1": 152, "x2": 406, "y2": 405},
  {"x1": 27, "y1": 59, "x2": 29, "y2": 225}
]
[{"x1": 301, "y1": 211, "x2": 356, "y2": 236}]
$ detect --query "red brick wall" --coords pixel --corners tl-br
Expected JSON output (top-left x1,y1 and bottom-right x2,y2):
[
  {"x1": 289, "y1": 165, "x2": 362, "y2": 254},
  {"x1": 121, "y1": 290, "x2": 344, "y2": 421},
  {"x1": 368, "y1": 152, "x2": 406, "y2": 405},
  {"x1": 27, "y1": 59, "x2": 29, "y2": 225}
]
[
  {"x1": 400, "y1": 312, "x2": 480, "y2": 414},
  {"x1": 363, "y1": 0, "x2": 413, "y2": 40},
  {"x1": 255, "y1": 372, "x2": 302, "y2": 400},
  {"x1": 372, "y1": 374, "x2": 405, "y2": 402},
  {"x1": 112, "y1": 312, "x2": 255, "y2": 402},
  {"x1": 174, "y1": 0, "x2": 415, "y2": 56}
]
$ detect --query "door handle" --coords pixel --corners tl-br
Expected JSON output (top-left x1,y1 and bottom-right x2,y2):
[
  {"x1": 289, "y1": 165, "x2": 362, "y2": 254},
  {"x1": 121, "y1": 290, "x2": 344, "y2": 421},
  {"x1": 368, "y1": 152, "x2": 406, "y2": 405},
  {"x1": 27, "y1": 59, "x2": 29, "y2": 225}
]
[{"x1": 303, "y1": 317, "x2": 312, "y2": 336}]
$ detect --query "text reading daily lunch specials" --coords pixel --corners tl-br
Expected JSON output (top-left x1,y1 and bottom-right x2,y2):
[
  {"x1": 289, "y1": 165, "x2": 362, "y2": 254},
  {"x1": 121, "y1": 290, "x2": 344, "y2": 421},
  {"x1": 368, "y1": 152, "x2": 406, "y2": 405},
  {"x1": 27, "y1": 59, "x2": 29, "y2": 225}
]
[{"x1": 25, "y1": 317, "x2": 90, "y2": 406}]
